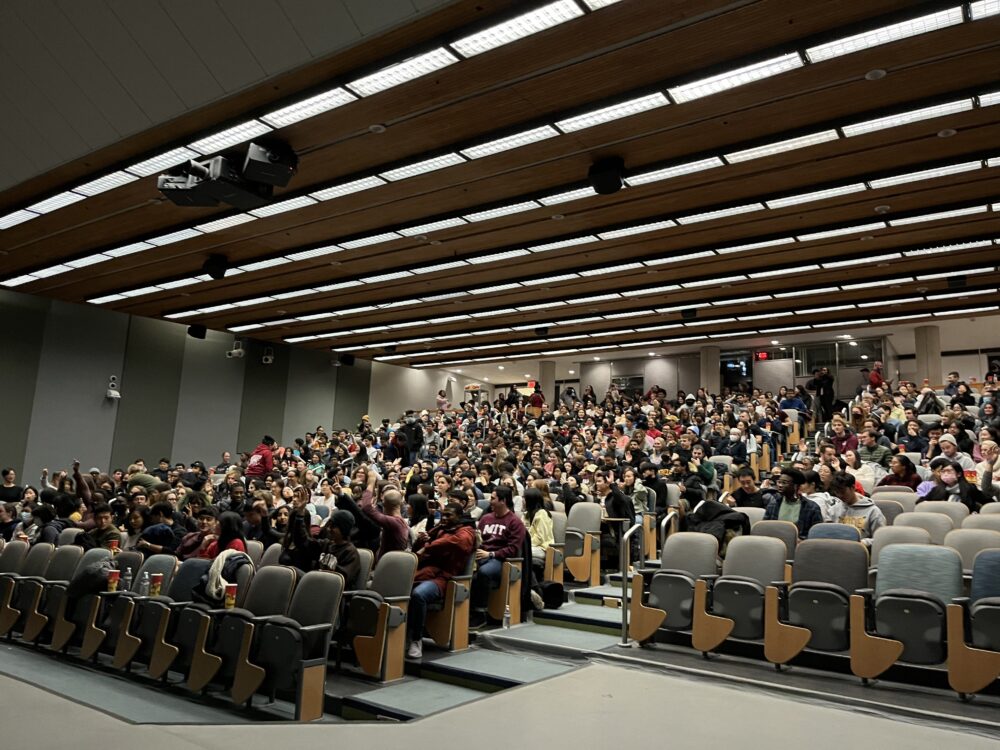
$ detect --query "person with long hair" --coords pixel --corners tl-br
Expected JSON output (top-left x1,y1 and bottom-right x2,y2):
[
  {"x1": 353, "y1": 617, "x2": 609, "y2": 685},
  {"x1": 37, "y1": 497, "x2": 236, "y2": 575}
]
[
  {"x1": 407, "y1": 494, "x2": 434, "y2": 543},
  {"x1": 523, "y1": 488, "x2": 554, "y2": 567},
  {"x1": 198, "y1": 510, "x2": 246, "y2": 559},
  {"x1": 876, "y1": 454, "x2": 921, "y2": 490}
]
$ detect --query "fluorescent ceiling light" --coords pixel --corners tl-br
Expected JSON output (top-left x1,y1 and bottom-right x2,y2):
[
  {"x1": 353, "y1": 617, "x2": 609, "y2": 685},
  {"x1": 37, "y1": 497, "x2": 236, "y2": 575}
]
[
  {"x1": 196, "y1": 214, "x2": 257, "y2": 232},
  {"x1": 271, "y1": 289, "x2": 314, "y2": 300},
  {"x1": 686, "y1": 317, "x2": 735, "y2": 327},
  {"x1": 555, "y1": 92, "x2": 669, "y2": 132},
  {"x1": 413, "y1": 260, "x2": 469, "y2": 274},
  {"x1": 878, "y1": 313, "x2": 931, "y2": 323},
  {"x1": 644, "y1": 250, "x2": 718, "y2": 265},
  {"x1": 749, "y1": 265, "x2": 819, "y2": 278},
  {"x1": 669, "y1": 53, "x2": 802, "y2": 103},
  {"x1": 126, "y1": 146, "x2": 199, "y2": 177},
  {"x1": 189, "y1": 119, "x2": 272, "y2": 154},
  {"x1": 316, "y1": 280, "x2": 364, "y2": 291},
  {"x1": 971, "y1": 1, "x2": 1000, "y2": 20},
  {"x1": 238, "y1": 257, "x2": 285, "y2": 273},
  {"x1": 660, "y1": 302, "x2": 711, "y2": 312},
  {"x1": 581, "y1": 0, "x2": 623, "y2": 8},
  {"x1": 65, "y1": 253, "x2": 112, "y2": 269},
  {"x1": 232, "y1": 296, "x2": 275, "y2": 307},
  {"x1": 285, "y1": 335, "x2": 322, "y2": 343},
  {"x1": 469, "y1": 249, "x2": 531, "y2": 266},
  {"x1": 158, "y1": 277, "x2": 204, "y2": 290},
  {"x1": 380, "y1": 152, "x2": 466, "y2": 181},
  {"x1": 119, "y1": 287, "x2": 161, "y2": 298},
  {"x1": 843, "y1": 99, "x2": 973, "y2": 137},
  {"x1": 461, "y1": 126, "x2": 560, "y2": 159},
  {"x1": 823, "y1": 252, "x2": 901, "y2": 269},
  {"x1": 841, "y1": 277, "x2": 913, "y2": 290},
  {"x1": 767, "y1": 183, "x2": 867, "y2": 209},
  {"x1": 916, "y1": 271, "x2": 968, "y2": 281},
  {"x1": 450, "y1": 1, "x2": 583, "y2": 57},
  {"x1": 605, "y1": 309, "x2": 656, "y2": 318},
  {"x1": 981, "y1": 91, "x2": 1000, "y2": 107},
  {"x1": 622, "y1": 284, "x2": 679, "y2": 296},
  {"x1": 581, "y1": 262, "x2": 642, "y2": 276},
  {"x1": 399, "y1": 217, "x2": 468, "y2": 236},
  {"x1": 522, "y1": 274, "x2": 579, "y2": 286},
  {"x1": 738, "y1": 312, "x2": 794, "y2": 321},
  {"x1": 676, "y1": 203, "x2": 764, "y2": 224},
  {"x1": 716, "y1": 237, "x2": 796, "y2": 254},
  {"x1": 625, "y1": 157, "x2": 724, "y2": 186},
  {"x1": 475, "y1": 283, "x2": 523, "y2": 293},
  {"x1": 889, "y1": 205, "x2": 987, "y2": 226},
  {"x1": 805, "y1": 7, "x2": 963, "y2": 63},
  {"x1": 311, "y1": 176, "x2": 386, "y2": 201},
  {"x1": 566, "y1": 293, "x2": 619, "y2": 304},
  {"x1": 934, "y1": 306, "x2": 1000, "y2": 317},
  {"x1": 540, "y1": 187, "x2": 597, "y2": 206},
  {"x1": 285, "y1": 246, "x2": 343, "y2": 261},
  {"x1": 590, "y1": 329, "x2": 632, "y2": 336},
  {"x1": 347, "y1": 48, "x2": 459, "y2": 96},
  {"x1": 340, "y1": 231, "x2": 402, "y2": 249},
  {"x1": 147, "y1": 228, "x2": 202, "y2": 246},
  {"x1": 228, "y1": 324, "x2": 264, "y2": 332},
  {"x1": 904, "y1": 240, "x2": 994, "y2": 256},
  {"x1": 30, "y1": 264, "x2": 72, "y2": 278},
  {"x1": 164, "y1": 311, "x2": 198, "y2": 319},
  {"x1": 0, "y1": 209, "x2": 39, "y2": 229},
  {"x1": 759, "y1": 325, "x2": 812, "y2": 333},
  {"x1": 804, "y1": 304, "x2": 855, "y2": 314},
  {"x1": 471, "y1": 308, "x2": 519, "y2": 318},
  {"x1": 87, "y1": 294, "x2": 126, "y2": 304},
  {"x1": 1, "y1": 275, "x2": 37, "y2": 287},
  {"x1": 797, "y1": 222, "x2": 885, "y2": 241},
  {"x1": 776, "y1": 287, "x2": 837, "y2": 298},
  {"x1": 869, "y1": 161, "x2": 982, "y2": 189},
  {"x1": 710, "y1": 331, "x2": 750, "y2": 339},
  {"x1": 199, "y1": 303, "x2": 236, "y2": 314},
  {"x1": 529, "y1": 236, "x2": 598, "y2": 253},
  {"x1": 464, "y1": 201, "x2": 540, "y2": 222},
  {"x1": 927, "y1": 288, "x2": 996, "y2": 301},
  {"x1": 28, "y1": 191, "x2": 85, "y2": 213},
  {"x1": 683, "y1": 275, "x2": 745, "y2": 288},
  {"x1": 261, "y1": 87, "x2": 356, "y2": 127},
  {"x1": 363, "y1": 271, "x2": 414, "y2": 284},
  {"x1": 598, "y1": 219, "x2": 675, "y2": 240},
  {"x1": 74, "y1": 171, "x2": 139, "y2": 196},
  {"x1": 296, "y1": 313, "x2": 334, "y2": 322},
  {"x1": 813, "y1": 319, "x2": 869, "y2": 328},
  {"x1": 422, "y1": 291, "x2": 465, "y2": 302},
  {"x1": 726, "y1": 130, "x2": 839, "y2": 163},
  {"x1": 249, "y1": 195, "x2": 317, "y2": 217},
  {"x1": 559, "y1": 316, "x2": 603, "y2": 325},
  {"x1": 103, "y1": 241, "x2": 151, "y2": 258}
]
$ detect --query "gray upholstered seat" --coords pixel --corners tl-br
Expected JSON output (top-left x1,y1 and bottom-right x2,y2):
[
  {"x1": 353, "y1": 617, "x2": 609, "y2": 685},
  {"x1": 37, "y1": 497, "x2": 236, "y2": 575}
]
[
  {"x1": 552, "y1": 511, "x2": 567, "y2": 545},
  {"x1": 873, "y1": 491, "x2": 917, "y2": 513},
  {"x1": 259, "y1": 543, "x2": 282, "y2": 568},
  {"x1": 963, "y1": 514, "x2": 1000, "y2": 532},
  {"x1": 752, "y1": 520, "x2": 797, "y2": 561},
  {"x1": 870, "y1": 526, "x2": 931, "y2": 567},
  {"x1": 0, "y1": 545, "x2": 82, "y2": 637},
  {"x1": 736, "y1": 506, "x2": 766, "y2": 526},
  {"x1": 0, "y1": 540, "x2": 28, "y2": 573},
  {"x1": 915, "y1": 501, "x2": 969, "y2": 528},
  {"x1": 808, "y1": 523, "x2": 861, "y2": 542},
  {"x1": 981, "y1": 504, "x2": 1000, "y2": 515},
  {"x1": 647, "y1": 532, "x2": 718, "y2": 630},
  {"x1": 969, "y1": 549, "x2": 1000, "y2": 650},
  {"x1": 563, "y1": 502, "x2": 601, "y2": 558},
  {"x1": 57, "y1": 528, "x2": 84, "y2": 546},
  {"x1": 245, "y1": 540, "x2": 264, "y2": 566},
  {"x1": 355, "y1": 548, "x2": 374, "y2": 590},
  {"x1": 97, "y1": 554, "x2": 179, "y2": 659},
  {"x1": 874, "y1": 499, "x2": 904, "y2": 526},
  {"x1": 26, "y1": 548, "x2": 111, "y2": 645},
  {"x1": 710, "y1": 536, "x2": 786, "y2": 640},
  {"x1": 943, "y1": 529, "x2": 1000, "y2": 573},
  {"x1": 873, "y1": 544, "x2": 963, "y2": 664},
  {"x1": 894, "y1": 512, "x2": 953, "y2": 544},
  {"x1": 871, "y1": 485, "x2": 915, "y2": 497}
]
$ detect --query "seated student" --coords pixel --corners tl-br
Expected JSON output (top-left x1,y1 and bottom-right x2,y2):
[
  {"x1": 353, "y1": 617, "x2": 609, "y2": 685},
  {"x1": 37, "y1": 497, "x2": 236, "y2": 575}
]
[
  {"x1": 877, "y1": 454, "x2": 921, "y2": 490},
  {"x1": 197, "y1": 511, "x2": 246, "y2": 560},
  {"x1": 176, "y1": 507, "x2": 218, "y2": 560},
  {"x1": 826, "y1": 472, "x2": 886, "y2": 544},
  {"x1": 37, "y1": 494, "x2": 78, "y2": 545},
  {"x1": 358, "y1": 474, "x2": 409, "y2": 559},
  {"x1": 319, "y1": 510, "x2": 362, "y2": 588},
  {"x1": 763, "y1": 468, "x2": 823, "y2": 539},
  {"x1": 470, "y1": 486, "x2": 526, "y2": 628},
  {"x1": 523, "y1": 488, "x2": 554, "y2": 566},
  {"x1": 921, "y1": 460, "x2": 990, "y2": 513},
  {"x1": 726, "y1": 468, "x2": 775, "y2": 509},
  {"x1": 243, "y1": 500, "x2": 282, "y2": 548},
  {"x1": 86, "y1": 503, "x2": 122, "y2": 551},
  {"x1": 0, "y1": 503, "x2": 18, "y2": 542},
  {"x1": 135, "y1": 501, "x2": 186, "y2": 556},
  {"x1": 916, "y1": 456, "x2": 951, "y2": 498},
  {"x1": 406, "y1": 502, "x2": 476, "y2": 660},
  {"x1": 802, "y1": 470, "x2": 838, "y2": 522}
]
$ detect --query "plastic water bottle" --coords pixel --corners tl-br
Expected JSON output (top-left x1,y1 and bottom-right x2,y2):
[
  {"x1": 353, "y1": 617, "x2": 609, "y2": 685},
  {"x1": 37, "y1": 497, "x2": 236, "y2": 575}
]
[
  {"x1": 503, "y1": 604, "x2": 511, "y2": 629},
  {"x1": 138, "y1": 572, "x2": 150, "y2": 596},
  {"x1": 121, "y1": 568, "x2": 133, "y2": 592}
]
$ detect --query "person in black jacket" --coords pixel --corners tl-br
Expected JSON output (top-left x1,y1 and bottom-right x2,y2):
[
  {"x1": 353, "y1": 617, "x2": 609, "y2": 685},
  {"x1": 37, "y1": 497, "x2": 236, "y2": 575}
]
[{"x1": 763, "y1": 468, "x2": 823, "y2": 539}]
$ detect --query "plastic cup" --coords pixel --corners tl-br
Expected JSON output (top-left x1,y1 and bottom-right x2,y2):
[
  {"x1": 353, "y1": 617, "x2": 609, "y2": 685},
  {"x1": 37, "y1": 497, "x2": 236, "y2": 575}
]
[
  {"x1": 224, "y1": 583, "x2": 238, "y2": 609},
  {"x1": 108, "y1": 539, "x2": 119, "y2": 552},
  {"x1": 107, "y1": 569, "x2": 120, "y2": 592},
  {"x1": 150, "y1": 572, "x2": 163, "y2": 597}
]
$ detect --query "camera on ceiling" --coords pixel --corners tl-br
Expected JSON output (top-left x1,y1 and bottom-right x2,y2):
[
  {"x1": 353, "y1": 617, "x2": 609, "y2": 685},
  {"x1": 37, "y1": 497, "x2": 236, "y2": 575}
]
[{"x1": 226, "y1": 340, "x2": 245, "y2": 359}]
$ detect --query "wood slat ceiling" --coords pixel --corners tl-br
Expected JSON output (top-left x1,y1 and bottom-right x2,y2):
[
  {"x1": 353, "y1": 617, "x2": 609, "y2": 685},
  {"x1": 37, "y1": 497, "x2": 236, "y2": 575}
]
[{"x1": 2, "y1": 0, "x2": 999, "y2": 368}]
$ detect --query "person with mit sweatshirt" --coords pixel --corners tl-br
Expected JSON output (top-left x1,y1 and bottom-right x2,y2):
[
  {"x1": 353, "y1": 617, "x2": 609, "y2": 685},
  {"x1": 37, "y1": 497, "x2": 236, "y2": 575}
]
[{"x1": 470, "y1": 485, "x2": 525, "y2": 628}]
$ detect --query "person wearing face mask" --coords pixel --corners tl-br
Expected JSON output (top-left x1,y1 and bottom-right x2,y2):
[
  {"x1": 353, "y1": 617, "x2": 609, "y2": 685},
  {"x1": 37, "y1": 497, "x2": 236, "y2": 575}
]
[{"x1": 921, "y1": 460, "x2": 989, "y2": 513}]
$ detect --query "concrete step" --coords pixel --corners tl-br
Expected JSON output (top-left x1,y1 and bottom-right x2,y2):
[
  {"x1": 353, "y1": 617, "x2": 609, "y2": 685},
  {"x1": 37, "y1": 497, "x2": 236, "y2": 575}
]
[
  {"x1": 339, "y1": 679, "x2": 487, "y2": 721},
  {"x1": 570, "y1": 584, "x2": 633, "y2": 605},
  {"x1": 478, "y1": 621, "x2": 621, "y2": 658},
  {"x1": 417, "y1": 648, "x2": 575, "y2": 692},
  {"x1": 533, "y1": 602, "x2": 624, "y2": 636}
]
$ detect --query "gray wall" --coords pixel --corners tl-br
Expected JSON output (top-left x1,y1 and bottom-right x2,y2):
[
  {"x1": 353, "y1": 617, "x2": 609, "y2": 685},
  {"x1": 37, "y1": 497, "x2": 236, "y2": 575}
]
[
  {"x1": 0, "y1": 291, "x2": 49, "y2": 479},
  {"x1": 333, "y1": 358, "x2": 372, "y2": 428},
  {"x1": 236, "y1": 339, "x2": 290, "y2": 454},
  {"x1": 282, "y1": 347, "x2": 339, "y2": 444}
]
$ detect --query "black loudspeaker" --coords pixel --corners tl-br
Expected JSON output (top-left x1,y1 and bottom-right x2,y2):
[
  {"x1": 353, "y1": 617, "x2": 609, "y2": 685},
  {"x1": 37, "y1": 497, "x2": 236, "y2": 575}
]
[
  {"x1": 202, "y1": 254, "x2": 229, "y2": 281},
  {"x1": 338, "y1": 353, "x2": 356, "y2": 366},
  {"x1": 588, "y1": 156, "x2": 625, "y2": 195},
  {"x1": 681, "y1": 308, "x2": 698, "y2": 320},
  {"x1": 187, "y1": 324, "x2": 207, "y2": 340},
  {"x1": 384, "y1": 345, "x2": 397, "y2": 354},
  {"x1": 534, "y1": 326, "x2": 550, "y2": 336},
  {"x1": 947, "y1": 275, "x2": 967, "y2": 289}
]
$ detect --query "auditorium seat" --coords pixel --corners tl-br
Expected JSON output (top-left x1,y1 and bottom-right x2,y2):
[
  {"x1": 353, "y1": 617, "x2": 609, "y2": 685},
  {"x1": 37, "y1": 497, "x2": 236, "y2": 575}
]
[{"x1": 894, "y1": 512, "x2": 954, "y2": 544}]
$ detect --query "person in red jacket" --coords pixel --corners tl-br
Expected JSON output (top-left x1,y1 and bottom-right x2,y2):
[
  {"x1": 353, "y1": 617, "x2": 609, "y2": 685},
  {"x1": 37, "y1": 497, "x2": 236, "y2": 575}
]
[
  {"x1": 245, "y1": 435, "x2": 276, "y2": 479},
  {"x1": 406, "y1": 502, "x2": 476, "y2": 660}
]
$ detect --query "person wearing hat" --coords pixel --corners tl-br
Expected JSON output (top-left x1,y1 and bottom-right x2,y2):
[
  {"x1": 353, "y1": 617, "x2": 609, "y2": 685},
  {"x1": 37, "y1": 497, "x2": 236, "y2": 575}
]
[
  {"x1": 929, "y1": 433, "x2": 976, "y2": 470},
  {"x1": 763, "y1": 468, "x2": 823, "y2": 539}
]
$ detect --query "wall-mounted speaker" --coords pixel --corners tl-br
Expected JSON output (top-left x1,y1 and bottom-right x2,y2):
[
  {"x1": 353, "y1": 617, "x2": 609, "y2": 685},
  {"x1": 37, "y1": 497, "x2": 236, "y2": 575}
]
[
  {"x1": 588, "y1": 156, "x2": 625, "y2": 195},
  {"x1": 338, "y1": 353, "x2": 356, "y2": 367},
  {"x1": 187, "y1": 324, "x2": 207, "y2": 339},
  {"x1": 681, "y1": 308, "x2": 698, "y2": 320}
]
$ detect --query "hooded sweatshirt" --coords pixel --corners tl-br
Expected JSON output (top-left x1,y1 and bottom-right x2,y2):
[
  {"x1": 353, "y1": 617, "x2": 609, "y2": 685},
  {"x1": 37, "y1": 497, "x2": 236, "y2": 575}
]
[
  {"x1": 826, "y1": 495, "x2": 885, "y2": 543},
  {"x1": 246, "y1": 442, "x2": 274, "y2": 477}
]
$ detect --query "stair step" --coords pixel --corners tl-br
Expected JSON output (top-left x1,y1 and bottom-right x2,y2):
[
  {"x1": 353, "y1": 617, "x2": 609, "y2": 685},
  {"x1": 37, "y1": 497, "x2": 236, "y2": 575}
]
[
  {"x1": 533, "y1": 602, "x2": 624, "y2": 636},
  {"x1": 478, "y1": 622, "x2": 621, "y2": 656},
  {"x1": 418, "y1": 649, "x2": 575, "y2": 691},
  {"x1": 340, "y1": 679, "x2": 486, "y2": 721},
  {"x1": 571, "y1": 584, "x2": 634, "y2": 604}
]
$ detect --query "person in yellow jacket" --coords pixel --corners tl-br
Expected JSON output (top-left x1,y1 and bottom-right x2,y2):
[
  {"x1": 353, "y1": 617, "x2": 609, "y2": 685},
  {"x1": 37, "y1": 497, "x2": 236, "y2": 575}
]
[{"x1": 524, "y1": 488, "x2": 553, "y2": 565}]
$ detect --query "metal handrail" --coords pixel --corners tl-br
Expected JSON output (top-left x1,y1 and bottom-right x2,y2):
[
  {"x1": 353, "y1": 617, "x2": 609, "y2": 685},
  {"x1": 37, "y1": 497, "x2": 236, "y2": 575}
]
[
  {"x1": 659, "y1": 510, "x2": 678, "y2": 548},
  {"x1": 619, "y1": 521, "x2": 642, "y2": 646}
]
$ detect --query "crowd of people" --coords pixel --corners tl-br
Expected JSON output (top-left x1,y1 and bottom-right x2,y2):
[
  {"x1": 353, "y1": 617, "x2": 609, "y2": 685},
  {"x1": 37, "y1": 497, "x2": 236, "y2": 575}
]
[{"x1": 2, "y1": 365, "x2": 999, "y2": 660}]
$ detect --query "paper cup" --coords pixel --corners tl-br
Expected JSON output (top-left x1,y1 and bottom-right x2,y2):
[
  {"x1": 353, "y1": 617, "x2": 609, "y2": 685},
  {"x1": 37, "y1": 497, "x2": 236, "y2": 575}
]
[
  {"x1": 224, "y1": 583, "x2": 238, "y2": 609},
  {"x1": 109, "y1": 539, "x2": 119, "y2": 552},
  {"x1": 107, "y1": 569, "x2": 120, "y2": 592},
  {"x1": 150, "y1": 572, "x2": 163, "y2": 597}
]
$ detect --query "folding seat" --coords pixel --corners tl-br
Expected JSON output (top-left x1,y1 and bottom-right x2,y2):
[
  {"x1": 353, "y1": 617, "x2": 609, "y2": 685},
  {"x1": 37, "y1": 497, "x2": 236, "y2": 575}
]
[
  {"x1": 946, "y1": 549, "x2": 1000, "y2": 697},
  {"x1": 314, "y1": 505, "x2": 329, "y2": 520},
  {"x1": 736, "y1": 506, "x2": 766, "y2": 526},
  {"x1": 426, "y1": 554, "x2": 475, "y2": 653},
  {"x1": 750, "y1": 520, "x2": 797, "y2": 583},
  {"x1": 981, "y1": 504, "x2": 1000, "y2": 515},
  {"x1": 259, "y1": 543, "x2": 283, "y2": 568},
  {"x1": 902, "y1": 453, "x2": 924, "y2": 471},
  {"x1": 57, "y1": 528, "x2": 84, "y2": 546},
  {"x1": 563, "y1": 502, "x2": 602, "y2": 586},
  {"x1": 355, "y1": 548, "x2": 374, "y2": 589},
  {"x1": 628, "y1": 532, "x2": 719, "y2": 643},
  {"x1": 943, "y1": 529, "x2": 1000, "y2": 575},
  {"x1": 544, "y1": 511, "x2": 566, "y2": 582},
  {"x1": 0, "y1": 544, "x2": 82, "y2": 637},
  {"x1": 874, "y1": 491, "x2": 917, "y2": 513},
  {"x1": 808, "y1": 523, "x2": 861, "y2": 542},
  {"x1": 849, "y1": 544, "x2": 963, "y2": 680},
  {"x1": 710, "y1": 456, "x2": 734, "y2": 492},
  {"x1": 962, "y1": 515, "x2": 1000, "y2": 532},
  {"x1": 871, "y1": 486, "x2": 915, "y2": 497},
  {"x1": 664, "y1": 483, "x2": 681, "y2": 509},
  {"x1": 245, "y1": 540, "x2": 264, "y2": 567},
  {"x1": 487, "y1": 553, "x2": 523, "y2": 625},
  {"x1": 783, "y1": 409, "x2": 801, "y2": 449},
  {"x1": 916, "y1": 501, "x2": 970, "y2": 528},
  {"x1": 240, "y1": 571, "x2": 345, "y2": 720},
  {"x1": 0, "y1": 540, "x2": 28, "y2": 573},
  {"x1": 894, "y1": 512, "x2": 953, "y2": 544},
  {"x1": 917, "y1": 414, "x2": 943, "y2": 426},
  {"x1": 764, "y1": 539, "x2": 869, "y2": 665},
  {"x1": 691, "y1": 536, "x2": 786, "y2": 653},
  {"x1": 342, "y1": 551, "x2": 417, "y2": 681},
  {"x1": 870, "y1": 526, "x2": 931, "y2": 572},
  {"x1": 0, "y1": 543, "x2": 53, "y2": 633},
  {"x1": 22, "y1": 548, "x2": 111, "y2": 643},
  {"x1": 873, "y1": 499, "x2": 904, "y2": 527}
]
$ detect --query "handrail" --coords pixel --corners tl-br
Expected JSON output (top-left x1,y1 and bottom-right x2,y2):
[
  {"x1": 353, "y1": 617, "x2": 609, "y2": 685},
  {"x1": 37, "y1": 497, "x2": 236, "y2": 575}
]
[
  {"x1": 659, "y1": 510, "x2": 678, "y2": 548},
  {"x1": 619, "y1": 521, "x2": 642, "y2": 646}
]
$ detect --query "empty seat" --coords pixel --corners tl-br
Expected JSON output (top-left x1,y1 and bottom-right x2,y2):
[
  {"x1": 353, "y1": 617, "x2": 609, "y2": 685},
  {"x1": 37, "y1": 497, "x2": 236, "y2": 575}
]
[
  {"x1": 943, "y1": 529, "x2": 1000, "y2": 574},
  {"x1": 915, "y1": 500, "x2": 970, "y2": 528},
  {"x1": 544, "y1": 511, "x2": 566, "y2": 583},
  {"x1": 871, "y1": 486, "x2": 915, "y2": 497},
  {"x1": 873, "y1": 499, "x2": 904, "y2": 527},
  {"x1": 22, "y1": 547, "x2": 111, "y2": 644},
  {"x1": 736, "y1": 506, "x2": 766, "y2": 526},
  {"x1": 808, "y1": 523, "x2": 861, "y2": 542},
  {"x1": 751, "y1": 520, "x2": 797, "y2": 582},
  {"x1": 870, "y1": 526, "x2": 932, "y2": 569},
  {"x1": 0, "y1": 543, "x2": 54, "y2": 634},
  {"x1": 962, "y1": 514, "x2": 1000, "y2": 532},
  {"x1": 355, "y1": 548, "x2": 374, "y2": 590},
  {"x1": 0, "y1": 540, "x2": 28, "y2": 574},
  {"x1": 259, "y1": 543, "x2": 283, "y2": 568},
  {"x1": 563, "y1": 502, "x2": 602, "y2": 586},
  {"x1": 0, "y1": 544, "x2": 81, "y2": 637},
  {"x1": 245, "y1": 540, "x2": 264, "y2": 567},
  {"x1": 946, "y1": 549, "x2": 1000, "y2": 696},
  {"x1": 894, "y1": 512, "x2": 953, "y2": 544},
  {"x1": 873, "y1": 491, "x2": 917, "y2": 513},
  {"x1": 57, "y1": 528, "x2": 84, "y2": 547},
  {"x1": 980, "y1": 504, "x2": 1000, "y2": 515}
]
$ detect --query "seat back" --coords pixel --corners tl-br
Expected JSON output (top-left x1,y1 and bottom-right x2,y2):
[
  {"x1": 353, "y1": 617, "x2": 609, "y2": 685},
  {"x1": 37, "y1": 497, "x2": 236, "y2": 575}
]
[
  {"x1": 874, "y1": 499, "x2": 904, "y2": 526},
  {"x1": 916, "y1": 501, "x2": 969, "y2": 528},
  {"x1": 43, "y1": 545, "x2": 84, "y2": 582},
  {"x1": 871, "y1": 486, "x2": 915, "y2": 497},
  {"x1": 355, "y1": 548, "x2": 374, "y2": 589},
  {"x1": 241, "y1": 566, "x2": 297, "y2": 616},
  {"x1": 77, "y1": 547, "x2": 112, "y2": 572},
  {"x1": 287, "y1": 571, "x2": 345, "y2": 626},
  {"x1": 134, "y1": 554, "x2": 178, "y2": 592},
  {"x1": 234, "y1": 563, "x2": 256, "y2": 608},
  {"x1": 369, "y1": 551, "x2": 417, "y2": 598},
  {"x1": 0, "y1": 540, "x2": 29, "y2": 574},
  {"x1": 566, "y1": 502, "x2": 602, "y2": 534},
  {"x1": 902, "y1": 453, "x2": 923, "y2": 470},
  {"x1": 969, "y1": 549, "x2": 1000, "y2": 603},
  {"x1": 166, "y1": 559, "x2": 212, "y2": 602},
  {"x1": 875, "y1": 544, "x2": 962, "y2": 603},
  {"x1": 664, "y1": 483, "x2": 681, "y2": 508},
  {"x1": 751, "y1": 520, "x2": 797, "y2": 560},
  {"x1": 792, "y1": 539, "x2": 868, "y2": 593},
  {"x1": 57, "y1": 528, "x2": 84, "y2": 547},
  {"x1": 981, "y1": 504, "x2": 1000, "y2": 516},
  {"x1": 943, "y1": 529, "x2": 1000, "y2": 572},
  {"x1": 19, "y1": 543, "x2": 54, "y2": 577},
  {"x1": 314, "y1": 505, "x2": 329, "y2": 520},
  {"x1": 962, "y1": 514, "x2": 1000, "y2": 532},
  {"x1": 244, "y1": 540, "x2": 264, "y2": 566},
  {"x1": 807, "y1": 523, "x2": 861, "y2": 542},
  {"x1": 259, "y1": 543, "x2": 282, "y2": 568},
  {"x1": 720, "y1": 536, "x2": 786, "y2": 585},
  {"x1": 659, "y1": 532, "x2": 718, "y2": 576},
  {"x1": 874, "y1": 491, "x2": 917, "y2": 513},
  {"x1": 736, "y1": 506, "x2": 766, "y2": 526},
  {"x1": 115, "y1": 551, "x2": 144, "y2": 585},
  {"x1": 917, "y1": 414, "x2": 942, "y2": 426},
  {"x1": 784, "y1": 408, "x2": 799, "y2": 423},
  {"x1": 870, "y1": 526, "x2": 932, "y2": 567},
  {"x1": 551, "y1": 511, "x2": 567, "y2": 545},
  {"x1": 894, "y1": 512, "x2": 953, "y2": 544}
]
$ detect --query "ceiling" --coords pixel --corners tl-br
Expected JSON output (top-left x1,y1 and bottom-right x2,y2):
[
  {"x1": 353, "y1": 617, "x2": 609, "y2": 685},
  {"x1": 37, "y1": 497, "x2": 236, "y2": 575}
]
[{"x1": 2, "y1": 0, "x2": 999, "y2": 376}]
